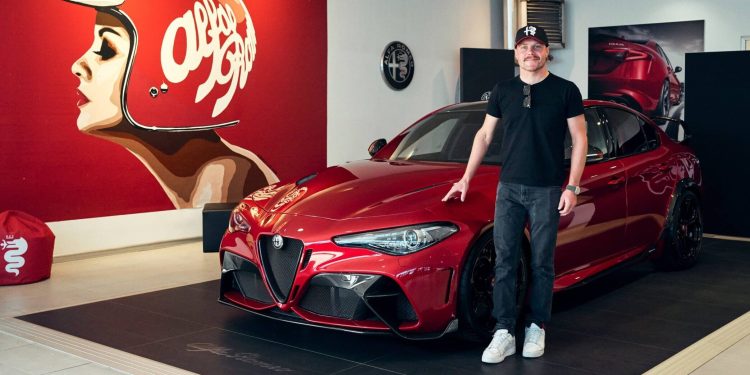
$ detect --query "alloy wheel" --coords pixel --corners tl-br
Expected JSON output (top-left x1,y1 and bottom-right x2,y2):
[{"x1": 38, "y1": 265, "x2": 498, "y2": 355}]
[
  {"x1": 675, "y1": 194, "x2": 702, "y2": 261},
  {"x1": 468, "y1": 238, "x2": 528, "y2": 331},
  {"x1": 660, "y1": 81, "x2": 671, "y2": 116}
]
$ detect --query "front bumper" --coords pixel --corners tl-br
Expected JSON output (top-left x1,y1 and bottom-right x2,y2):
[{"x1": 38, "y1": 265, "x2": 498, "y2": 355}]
[{"x1": 219, "y1": 231, "x2": 460, "y2": 339}]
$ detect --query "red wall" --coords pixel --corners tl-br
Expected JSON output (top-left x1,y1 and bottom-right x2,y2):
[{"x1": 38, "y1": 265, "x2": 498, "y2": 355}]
[{"x1": 0, "y1": 0, "x2": 327, "y2": 221}]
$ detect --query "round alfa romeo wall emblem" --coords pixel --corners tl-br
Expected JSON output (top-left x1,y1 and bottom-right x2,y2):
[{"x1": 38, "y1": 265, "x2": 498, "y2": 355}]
[{"x1": 381, "y1": 41, "x2": 414, "y2": 90}]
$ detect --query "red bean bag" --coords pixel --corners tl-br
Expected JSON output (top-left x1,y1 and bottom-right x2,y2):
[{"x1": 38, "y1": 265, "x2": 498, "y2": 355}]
[{"x1": 0, "y1": 210, "x2": 55, "y2": 285}]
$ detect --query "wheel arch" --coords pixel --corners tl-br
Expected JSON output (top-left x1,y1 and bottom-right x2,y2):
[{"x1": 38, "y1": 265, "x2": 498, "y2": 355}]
[
  {"x1": 665, "y1": 178, "x2": 702, "y2": 229},
  {"x1": 460, "y1": 224, "x2": 532, "y2": 269},
  {"x1": 454, "y1": 223, "x2": 531, "y2": 336},
  {"x1": 654, "y1": 178, "x2": 701, "y2": 259}
]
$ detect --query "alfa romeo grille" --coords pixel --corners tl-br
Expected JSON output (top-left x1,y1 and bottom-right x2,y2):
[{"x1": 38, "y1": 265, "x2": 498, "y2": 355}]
[{"x1": 258, "y1": 235, "x2": 304, "y2": 303}]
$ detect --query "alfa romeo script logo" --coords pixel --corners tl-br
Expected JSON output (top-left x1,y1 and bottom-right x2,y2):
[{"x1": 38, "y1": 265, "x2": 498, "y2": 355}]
[
  {"x1": 381, "y1": 41, "x2": 414, "y2": 90},
  {"x1": 272, "y1": 234, "x2": 284, "y2": 249}
]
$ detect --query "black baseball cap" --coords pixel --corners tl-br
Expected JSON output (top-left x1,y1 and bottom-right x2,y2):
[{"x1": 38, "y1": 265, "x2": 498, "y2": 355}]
[{"x1": 515, "y1": 25, "x2": 549, "y2": 47}]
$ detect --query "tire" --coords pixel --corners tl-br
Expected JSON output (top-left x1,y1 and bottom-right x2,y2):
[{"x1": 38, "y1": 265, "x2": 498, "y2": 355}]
[
  {"x1": 655, "y1": 190, "x2": 703, "y2": 270},
  {"x1": 456, "y1": 231, "x2": 529, "y2": 339},
  {"x1": 655, "y1": 80, "x2": 671, "y2": 116}
]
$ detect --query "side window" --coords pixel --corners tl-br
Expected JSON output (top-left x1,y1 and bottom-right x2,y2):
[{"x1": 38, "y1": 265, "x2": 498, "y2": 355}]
[
  {"x1": 585, "y1": 109, "x2": 610, "y2": 159},
  {"x1": 564, "y1": 108, "x2": 610, "y2": 163},
  {"x1": 603, "y1": 108, "x2": 648, "y2": 156}
]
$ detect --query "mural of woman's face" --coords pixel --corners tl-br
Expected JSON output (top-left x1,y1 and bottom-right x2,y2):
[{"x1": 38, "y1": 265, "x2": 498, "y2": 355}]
[{"x1": 71, "y1": 12, "x2": 130, "y2": 132}]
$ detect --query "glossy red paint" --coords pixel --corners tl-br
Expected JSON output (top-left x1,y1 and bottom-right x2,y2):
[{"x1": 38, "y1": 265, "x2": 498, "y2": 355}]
[
  {"x1": 219, "y1": 100, "x2": 702, "y2": 337},
  {"x1": 589, "y1": 36, "x2": 682, "y2": 116}
]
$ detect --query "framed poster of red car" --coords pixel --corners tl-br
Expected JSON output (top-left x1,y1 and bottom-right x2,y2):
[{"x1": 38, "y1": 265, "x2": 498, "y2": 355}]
[{"x1": 588, "y1": 20, "x2": 703, "y2": 119}]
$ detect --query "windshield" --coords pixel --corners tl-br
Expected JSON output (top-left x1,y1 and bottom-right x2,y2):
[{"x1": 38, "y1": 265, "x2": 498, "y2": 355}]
[{"x1": 390, "y1": 110, "x2": 503, "y2": 164}]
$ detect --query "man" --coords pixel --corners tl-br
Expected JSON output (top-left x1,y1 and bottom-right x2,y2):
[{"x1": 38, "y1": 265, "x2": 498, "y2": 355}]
[{"x1": 442, "y1": 25, "x2": 587, "y2": 364}]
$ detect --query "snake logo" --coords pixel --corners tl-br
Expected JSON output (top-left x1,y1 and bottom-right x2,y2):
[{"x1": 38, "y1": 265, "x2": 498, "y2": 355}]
[{"x1": 2, "y1": 236, "x2": 28, "y2": 276}]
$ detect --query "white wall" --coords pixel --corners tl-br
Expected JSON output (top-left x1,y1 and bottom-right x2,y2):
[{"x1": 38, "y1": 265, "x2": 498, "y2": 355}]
[
  {"x1": 327, "y1": 0, "x2": 502, "y2": 165},
  {"x1": 48, "y1": 209, "x2": 201, "y2": 257},
  {"x1": 554, "y1": 0, "x2": 750, "y2": 97}
]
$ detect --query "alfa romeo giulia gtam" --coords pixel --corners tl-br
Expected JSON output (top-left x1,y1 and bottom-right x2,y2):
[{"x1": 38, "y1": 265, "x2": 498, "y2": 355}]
[{"x1": 218, "y1": 100, "x2": 703, "y2": 339}]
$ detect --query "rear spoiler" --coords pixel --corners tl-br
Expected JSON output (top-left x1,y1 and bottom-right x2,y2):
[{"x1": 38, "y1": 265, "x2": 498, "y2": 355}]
[{"x1": 651, "y1": 116, "x2": 691, "y2": 144}]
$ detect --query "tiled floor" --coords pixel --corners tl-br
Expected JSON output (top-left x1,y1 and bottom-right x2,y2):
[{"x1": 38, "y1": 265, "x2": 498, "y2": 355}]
[
  {"x1": 0, "y1": 237, "x2": 748, "y2": 374},
  {"x1": 0, "y1": 241, "x2": 216, "y2": 374}
]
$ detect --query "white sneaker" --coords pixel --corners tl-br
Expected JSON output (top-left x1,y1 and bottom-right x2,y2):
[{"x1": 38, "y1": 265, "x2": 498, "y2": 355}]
[
  {"x1": 481, "y1": 329, "x2": 516, "y2": 364},
  {"x1": 522, "y1": 323, "x2": 545, "y2": 358}
]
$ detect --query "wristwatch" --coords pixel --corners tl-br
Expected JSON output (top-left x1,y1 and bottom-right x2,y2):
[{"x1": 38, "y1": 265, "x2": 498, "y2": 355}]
[{"x1": 565, "y1": 185, "x2": 581, "y2": 195}]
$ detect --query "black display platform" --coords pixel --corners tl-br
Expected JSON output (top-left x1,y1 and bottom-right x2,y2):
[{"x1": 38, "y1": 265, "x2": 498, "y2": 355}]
[{"x1": 17, "y1": 238, "x2": 750, "y2": 374}]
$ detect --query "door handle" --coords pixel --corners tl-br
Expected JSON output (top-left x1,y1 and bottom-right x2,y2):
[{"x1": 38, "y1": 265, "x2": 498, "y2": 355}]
[{"x1": 608, "y1": 176, "x2": 625, "y2": 186}]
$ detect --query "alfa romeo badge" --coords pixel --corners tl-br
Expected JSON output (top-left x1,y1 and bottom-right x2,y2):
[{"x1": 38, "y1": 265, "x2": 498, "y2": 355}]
[
  {"x1": 381, "y1": 41, "x2": 414, "y2": 90},
  {"x1": 272, "y1": 234, "x2": 284, "y2": 249}
]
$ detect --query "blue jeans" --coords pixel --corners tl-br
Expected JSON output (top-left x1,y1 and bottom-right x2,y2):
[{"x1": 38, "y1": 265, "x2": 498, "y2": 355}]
[{"x1": 492, "y1": 182, "x2": 561, "y2": 332}]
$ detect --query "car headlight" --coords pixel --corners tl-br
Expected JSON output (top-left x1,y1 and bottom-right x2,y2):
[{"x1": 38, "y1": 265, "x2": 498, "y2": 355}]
[
  {"x1": 332, "y1": 223, "x2": 458, "y2": 255},
  {"x1": 228, "y1": 209, "x2": 250, "y2": 233}
]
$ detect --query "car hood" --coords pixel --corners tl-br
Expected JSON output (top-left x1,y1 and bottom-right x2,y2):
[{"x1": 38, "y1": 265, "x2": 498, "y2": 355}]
[{"x1": 248, "y1": 159, "x2": 468, "y2": 220}]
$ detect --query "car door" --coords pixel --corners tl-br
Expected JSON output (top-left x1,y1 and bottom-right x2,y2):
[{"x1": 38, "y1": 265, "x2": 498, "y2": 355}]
[
  {"x1": 554, "y1": 107, "x2": 628, "y2": 280},
  {"x1": 601, "y1": 107, "x2": 671, "y2": 253}
]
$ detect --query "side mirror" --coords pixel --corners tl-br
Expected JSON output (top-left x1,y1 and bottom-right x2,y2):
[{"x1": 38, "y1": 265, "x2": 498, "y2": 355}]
[
  {"x1": 674, "y1": 66, "x2": 683, "y2": 73},
  {"x1": 368, "y1": 138, "x2": 387, "y2": 157}
]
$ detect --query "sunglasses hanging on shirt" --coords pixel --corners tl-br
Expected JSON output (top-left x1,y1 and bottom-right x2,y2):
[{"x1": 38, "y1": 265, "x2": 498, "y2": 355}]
[{"x1": 522, "y1": 84, "x2": 531, "y2": 108}]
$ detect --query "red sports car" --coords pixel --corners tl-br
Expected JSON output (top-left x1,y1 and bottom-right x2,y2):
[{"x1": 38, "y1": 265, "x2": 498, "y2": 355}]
[
  {"x1": 219, "y1": 100, "x2": 703, "y2": 339},
  {"x1": 589, "y1": 36, "x2": 683, "y2": 116}
]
